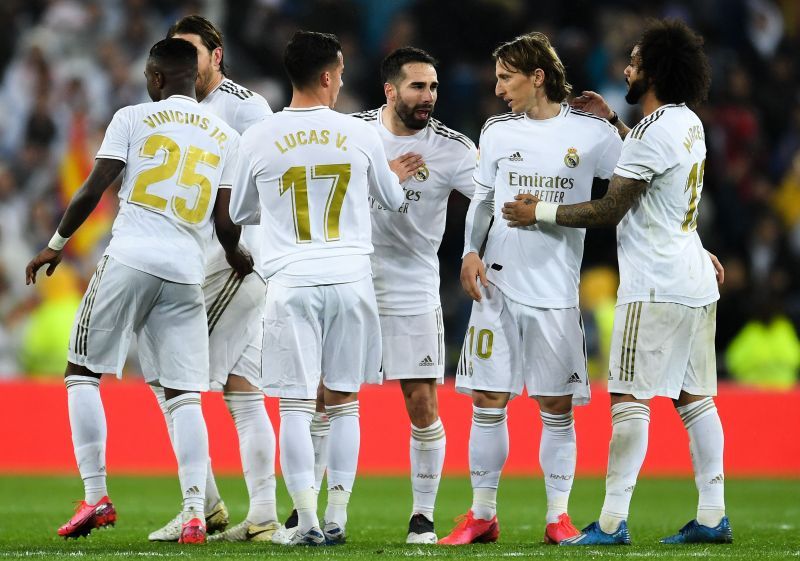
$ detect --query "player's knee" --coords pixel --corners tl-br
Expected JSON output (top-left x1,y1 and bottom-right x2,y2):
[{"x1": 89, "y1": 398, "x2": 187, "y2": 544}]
[
  {"x1": 65, "y1": 362, "x2": 101, "y2": 380},
  {"x1": 536, "y1": 394, "x2": 572, "y2": 414},
  {"x1": 223, "y1": 373, "x2": 259, "y2": 393},
  {"x1": 472, "y1": 390, "x2": 509, "y2": 409}
]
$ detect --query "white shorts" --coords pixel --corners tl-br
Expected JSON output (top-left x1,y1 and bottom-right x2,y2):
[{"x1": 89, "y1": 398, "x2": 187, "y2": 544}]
[
  {"x1": 261, "y1": 276, "x2": 382, "y2": 399},
  {"x1": 455, "y1": 283, "x2": 590, "y2": 404},
  {"x1": 608, "y1": 301, "x2": 717, "y2": 399},
  {"x1": 380, "y1": 307, "x2": 445, "y2": 382},
  {"x1": 68, "y1": 256, "x2": 209, "y2": 391},
  {"x1": 204, "y1": 269, "x2": 266, "y2": 390}
]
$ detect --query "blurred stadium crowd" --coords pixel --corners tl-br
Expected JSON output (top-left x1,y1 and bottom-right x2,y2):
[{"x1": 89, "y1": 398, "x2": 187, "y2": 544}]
[{"x1": 0, "y1": 0, "x2": 797, "y2": 388}]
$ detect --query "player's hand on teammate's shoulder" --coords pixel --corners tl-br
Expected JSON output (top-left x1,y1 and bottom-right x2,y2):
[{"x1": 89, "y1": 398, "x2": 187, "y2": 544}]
[
  {"x1": 570, "y1": 90, "x2": 612, "y2": 119},
  {"x1": 25, "y1": 248, "x2": 63, "y2": 285},
  {"x1": 389, "y1": 152, "x2": 425, "y2": 183},
  {"x1": 460, "y1": 252, "x2": 488, "y2": 302},
  {"x1": 502, "y1": 194, "x2": 540, "y2": 228},
  {"x1": 225, "y1": 245, "x2": 254, "y2": 279},
  {"x1": 707, "y1": 251, "x2": 725, "y2": 285}
]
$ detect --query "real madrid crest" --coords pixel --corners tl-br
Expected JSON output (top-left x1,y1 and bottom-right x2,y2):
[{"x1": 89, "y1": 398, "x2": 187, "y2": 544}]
[
  {"x1": 564, "y1": 147, "x2": 580, "y2": 168},
  {"x1": 414, "y1": 164, "x2": 430, "y2": 182}
]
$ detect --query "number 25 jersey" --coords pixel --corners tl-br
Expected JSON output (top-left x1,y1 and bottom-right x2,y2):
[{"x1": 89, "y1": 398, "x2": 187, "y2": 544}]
[
  {"x1": 231, "y1": 106, "x2": 404, "y2": 284},
  {"x1": 97, "y1": 94, "x2": 239, "y2": 285},
  {"x1": 613, "y1": 103, "x2": 718, "y2": 307}
]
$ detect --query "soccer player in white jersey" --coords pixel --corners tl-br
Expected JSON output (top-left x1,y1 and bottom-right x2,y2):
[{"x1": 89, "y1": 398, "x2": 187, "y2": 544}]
[
  {"x1": 230, "y1": 31, "x2": 404, "y2": 546},
  {"x1": 502, "y1": 20, "x2": 732, "y2": 546},
  {"x1": 25, "y1": 38, "x2": 248, "y2": 544},
  {"x1": 349, "y1": 47, "x2": 477, "y2": 543},
  {"x1": 439, "y1": 32, "x2": 622, "y2": 546},
  {"x1": 146, "y1": 15, "x2": 279, "y2": 543}
]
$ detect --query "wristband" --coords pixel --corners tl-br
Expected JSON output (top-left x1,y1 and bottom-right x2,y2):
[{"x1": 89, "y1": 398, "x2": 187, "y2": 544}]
[
  {"x1": 47, "y1": 231, "x2": 70, "y2": 251},
  {"x1": 535, "y1": 202, "x2": 559, "y2": 225},
  {"x1": 607, "y1": 111, "x2": 619, "y2": 125}
]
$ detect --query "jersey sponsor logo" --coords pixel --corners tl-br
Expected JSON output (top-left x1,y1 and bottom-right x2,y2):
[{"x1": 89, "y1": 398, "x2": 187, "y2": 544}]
[
  {"x1": 413, "y1": 164, "x2": 430, "y2": 182},
  {"x1": 564, "y1": 147, "x2": 580, "y2": 168},
  {"x1": 509, "y1": 151, "x2": 523, "y2": 161},
  {"x1": 567, "y1": 372, "x2": 582, "y2": 384},
  {"x1": 419, "y1": 355, "x2": 435, "y2": 367}
]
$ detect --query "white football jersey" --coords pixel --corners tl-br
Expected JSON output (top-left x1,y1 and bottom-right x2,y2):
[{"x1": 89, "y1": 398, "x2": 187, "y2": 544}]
[
  {"x1": 352, "y1": 107, "x2": 477, "y2": 315},
  {"x1": 230, "y1": 106, "x2": 405, "y2": 285},
  {"x1": 97, "y1": 94, "x2": 239, "y2": 284},
  {"x1": 613, "y1": 103, "x2": 718, "y2": 306},
  {"x1": 470, "y1": 104, "x2": 622, "y2": 308},
  {"x1": 201, "y1": 78, "x2": 272, "y2": 277}
]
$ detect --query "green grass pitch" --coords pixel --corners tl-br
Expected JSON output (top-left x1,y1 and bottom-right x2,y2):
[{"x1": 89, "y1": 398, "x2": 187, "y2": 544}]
[{"x1": 1, "y1": 475, "x2": 797, "y2": 560}]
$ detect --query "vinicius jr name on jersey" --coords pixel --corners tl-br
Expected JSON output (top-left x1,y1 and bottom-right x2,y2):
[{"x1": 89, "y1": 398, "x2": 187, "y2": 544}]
[
  {"x1": 142, "y1": 110, "x2": 230, "y2": 148},
  {"x1": 273, "y1": 128, "x2": 349, "y2": 154},
  {"x1": 508, "y1": 171, "x2": 575, "y2": 203}
]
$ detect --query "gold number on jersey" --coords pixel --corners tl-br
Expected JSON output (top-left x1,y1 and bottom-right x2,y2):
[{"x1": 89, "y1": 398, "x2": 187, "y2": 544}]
[
  {"x1": 279, "y1": 164, "x2": 352, "y2": 243},
  {"x1": 129, "y1": 134, "x2": 219, "y2": 225},
  {"x1": 681, "y1": 158, "x2": 705, "y2": 232},
  {"x1": 467, "y1": 326, "x2": 494, "y2": 360}
]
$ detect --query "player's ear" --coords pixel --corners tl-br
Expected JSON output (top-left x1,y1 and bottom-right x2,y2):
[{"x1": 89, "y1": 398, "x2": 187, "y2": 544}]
[
  {"x1": 320, "y1": 69, "x2": 331, "y2": 89},
  {"x1": 211, "y1": 46, "x2": 223, "y2": 71},
  {"x1": 383, "y1": 81, "x2": 395, "y2": 102},
  {"x1": 532, "y1": 68, "x2": 545, "y2": 87}
]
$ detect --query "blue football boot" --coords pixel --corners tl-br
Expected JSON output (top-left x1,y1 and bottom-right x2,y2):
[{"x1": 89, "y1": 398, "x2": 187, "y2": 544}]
[
  {"x1": 661, "y1": 516, "x2": 733, "y2": 544},
  {"x1": 560, "y1": 521, "x2": 631, "y2": 545}
]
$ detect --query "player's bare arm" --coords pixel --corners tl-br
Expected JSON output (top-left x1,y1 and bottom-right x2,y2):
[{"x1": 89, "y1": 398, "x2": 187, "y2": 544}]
[
  {"x1": 571, "y1": 90, "x2": 631, "y2": 139},
  {"x1": 707, "y1": 251, "x2": 725, "y2": 285},
  {"x1": 460, "y1": 252, "x2": 488, "y2": 302},
  {"x1": 502, "y1": 175, "x2": 647, "y2": 229},
  {"x1": 25, "y1": 158, "x2": 125, "y2": 285},
  {"x1": 213, "y1": 188, "x2": 253, "y2": 278},
  {"x1": 389, "y1": 152, "x2": 424, "y2": 182}
]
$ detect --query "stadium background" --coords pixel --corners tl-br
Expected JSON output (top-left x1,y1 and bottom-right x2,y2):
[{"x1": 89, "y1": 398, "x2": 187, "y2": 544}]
[{"x1": 0, "y1": 0, "x2": 798, "y2": 477}]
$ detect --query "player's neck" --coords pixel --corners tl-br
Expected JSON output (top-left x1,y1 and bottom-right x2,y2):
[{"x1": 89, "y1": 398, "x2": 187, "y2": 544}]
[
  {"x1": 162, "y1": 87, "x2": 196, "y2": 101},
  {"x1": 197, "y1": 73, "x2": 224, "y2": 103},
  {"x1": 381, "y1": 105, "x2": 418, "y2": 136},
  {"x1": 640, "y1": 90, "x2": 663, "y2": 117},
  {"x1": 289, "y1": 89, "x2": 332, "y2": 109},
  {"x1": 524, "y1": 98, "x2": 561, "y2": 120}
]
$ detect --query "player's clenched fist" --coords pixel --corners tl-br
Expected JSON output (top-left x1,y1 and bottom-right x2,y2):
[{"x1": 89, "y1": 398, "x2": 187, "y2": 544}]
[
  {"x1": 25, "y1": 248, "x2": 62, "y2": 285},
  {"x1": 225, "y1": 245, "x2": 254, "y2": 279},
  {"x1": 460, "y1": 252, "x2": 488, "y2": 302}
]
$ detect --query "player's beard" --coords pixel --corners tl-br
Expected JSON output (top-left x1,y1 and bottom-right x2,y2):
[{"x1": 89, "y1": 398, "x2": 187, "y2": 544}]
[
  {"x1": 394, "y1": 98, "x2": 434, "y2": 130},
  {"x1": 625, "y1": 74, "x2": 649, "y2": 104}
]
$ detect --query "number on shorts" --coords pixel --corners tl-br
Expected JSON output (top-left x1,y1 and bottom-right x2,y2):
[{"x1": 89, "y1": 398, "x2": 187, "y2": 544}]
[
  {"x1": 129, "y1": 134, "x2": 220, "y2": 225},
  {"x1": 681, "y1": 158, "x2": 705, "y2": 232},
  {"x1": 279, "y1": 164, "x2": 351, "y2": 243},
  {"x1": 467, "y1": 326, "x2": 494, "y2": 359}
]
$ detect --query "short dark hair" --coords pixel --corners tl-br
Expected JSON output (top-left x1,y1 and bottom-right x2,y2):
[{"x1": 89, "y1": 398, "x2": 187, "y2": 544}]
[
  {"x1": 636, "y1": 19, "x2": 711, "y2": 106},
  {"x1": 148, "y1": 38, "x2": 198, "y2": 80},
  {"x1": 283, "y1": 31, "x2": 342, "y2": 90},
  {"x1": 167, "y1": 15, "x2": 227, "y2": 76},
  {"x1": 381, "y1": 47, "x2": 437, "y2": 85},
  {"x1": 493, "y1": 32, "x2": 572, "y2": 102}
]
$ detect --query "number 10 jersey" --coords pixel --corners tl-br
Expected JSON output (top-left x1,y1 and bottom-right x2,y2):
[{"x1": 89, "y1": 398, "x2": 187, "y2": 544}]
[{"x1": 96, "y1": 94, "x2": 239, "y2": 285}]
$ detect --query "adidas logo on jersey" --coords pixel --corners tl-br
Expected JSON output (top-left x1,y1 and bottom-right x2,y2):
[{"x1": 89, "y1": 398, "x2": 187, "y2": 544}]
[
  {"x1": 419, "y1": 355, "x2": 434, "y2": 367},
  {"x1": 509, "y1": 151, "x2": 523, "y2": 161},
  {"x1": 567, "y1": 372, "x2": 582, "y2": 384}
]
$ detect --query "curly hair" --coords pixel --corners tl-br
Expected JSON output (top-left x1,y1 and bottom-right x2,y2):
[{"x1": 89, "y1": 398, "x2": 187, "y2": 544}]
[
  {"x1": 636, "y1": 19, "x2": 711, "y2": 106},
  {"x1": 493, "y1": 32, "x2": 572, "y2": 102}
]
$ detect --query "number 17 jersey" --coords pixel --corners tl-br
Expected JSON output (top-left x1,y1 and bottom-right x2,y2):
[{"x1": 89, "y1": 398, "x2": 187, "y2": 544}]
[{"x1": 96, "y1": 94, "x2": 239, "y2": 285}]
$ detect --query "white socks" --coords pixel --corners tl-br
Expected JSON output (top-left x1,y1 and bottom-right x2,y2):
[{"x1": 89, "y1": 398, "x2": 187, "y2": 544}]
[
  {"x1": 166, "y1": 393, "x2": 209, "y2": 518},
  {"x1": 279, "y1": 399, "x2": 318, "y2": 532},
  {"x1": 600, "y1": 402, "x2": 650, "y2": 533},
  {"x1": 677, "y1": 397, "x2": 726, "y2": 527},
  {"x1": 224, "y1": 392, "x2": 277, "y2": 524},
  {"x1": 410, "y1": 418, "x2": 446, "y2": 521},
  {"x1": 539, "y1": 410, "x2": 576, "y2": 524},
  {"x1": 152, "y1": 385, "x2": 220, "y2": 512},
  {"x1": 469, "y1": 406, "x2": 508, "y2": 520},
  {"x1": 311, "y1": 411, "x2": 330, "y2": 491},
  {"x1": 65, "y1": 376, "x2": 107, "y2": 504},
  {"x1": 324, "y1": 401, "x2": 360, "y2": 528}
]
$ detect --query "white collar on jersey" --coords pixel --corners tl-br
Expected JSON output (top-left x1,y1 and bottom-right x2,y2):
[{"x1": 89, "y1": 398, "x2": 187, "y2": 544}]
[
  {"x1": 284, "y1": 106, "x2": 328, "y2": 112},
  {"x1": 165, "y1": 94, "x2": 199, "y2": 104}
]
